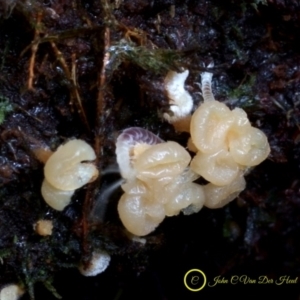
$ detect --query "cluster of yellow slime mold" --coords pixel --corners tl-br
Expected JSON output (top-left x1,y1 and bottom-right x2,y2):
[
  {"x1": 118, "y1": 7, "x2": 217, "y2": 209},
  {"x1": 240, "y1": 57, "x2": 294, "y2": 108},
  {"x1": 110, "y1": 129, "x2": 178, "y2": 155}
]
[
  {"x1": 117, "y1": 69, "x2": 270, "y2": 236},
  {"x1": 190, "y1": 70, "x2": 270, "y2": 208},
  {"x1": 116, "y1": 128, "x2": 205, "y2": 236},
  {"x1": 38, "y1": 69, "x2": 270, "y2": 236}
]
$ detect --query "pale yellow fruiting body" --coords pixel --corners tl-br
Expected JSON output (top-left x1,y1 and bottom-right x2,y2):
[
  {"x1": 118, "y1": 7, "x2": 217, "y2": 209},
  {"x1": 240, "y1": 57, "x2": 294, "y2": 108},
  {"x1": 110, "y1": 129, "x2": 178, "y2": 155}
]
[
  {"x1": 190, "y1": 149, "x2": 239, "y2": 186},
  {"x1": 118, "y1": 179, "x2": 166, "y2": 236},
  {"x1": 228, "y1": 126, "x2": 270, "y2": 167},
  {"x1": 190, "y1": 100, "x2": 233, "y2": 153},
  {"x1": 187, "y1": 137, "x2": 198, "y2": 153},
  {"x1": 116, "y1": 68, "x2": 271, "y2": 235},
  {"x1": 134, "y1": 141, "x2": 191, "y2": 184},
  {"x1": 189, "y1": 69, "x2": 270, "y2": 207},
  {"x1": 164, "y1": 180, "x2": 205, "y2": 216},
  {"x1": 34, "y1": 219, "x2": 53, "y2": 236},
  {"x1": 203, "y1": 172, "x2": 246, "y2": 209},
  {"x1": 41, "y1": 139, "x2": 98, "y2": 211},
  {"x1": 118, "y1": 189, "x2": 166, "y2": 236},
  {"x1": 41, "y1": 179, "x2": 75, "y2": 211},
  {"x1": 44, "y1": 139, "x2": 98, "y2": 191},
  {"x1": 117, "y1": 138, "x2": 194, "y2": 236},
  {"x1": 190, "y1": 76, "x2": 270, "y2": 172},
  {"x1": 116, "y1": 128, "x2": 204, "y2": 236},
  {"x1": 118, "y1": 172, "x2": 205, "y2": 236},
  {"x1": 190, "y1": 102, "x2": 270, "y2": 181}
]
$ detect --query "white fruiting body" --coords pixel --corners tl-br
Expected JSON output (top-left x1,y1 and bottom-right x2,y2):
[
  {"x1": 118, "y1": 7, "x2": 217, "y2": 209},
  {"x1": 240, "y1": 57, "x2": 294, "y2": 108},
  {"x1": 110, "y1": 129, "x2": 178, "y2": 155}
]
[
  {"x1": 0, "y1": 285, "x2": 24, "y2": 300},
  {"x1": 78, "y1": 251, "x2": 111, "y2": 277},
  {"x1": 163, "y1": 70, "x2": 193, "y2": 124}
]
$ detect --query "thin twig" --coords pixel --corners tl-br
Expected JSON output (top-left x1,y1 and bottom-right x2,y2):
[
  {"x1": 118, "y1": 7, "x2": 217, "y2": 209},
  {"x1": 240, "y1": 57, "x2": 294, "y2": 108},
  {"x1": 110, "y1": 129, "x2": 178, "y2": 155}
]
[
  {"x1": 50, "y1": 42, "x2": 71, "y2": 77},
  {"x1": 71, "y1": 53, "x2": 88, "y2": 128},
  {"x1": 81, "y1": 28, "x2": 111, "y2": 257},
  {"x1": 95, "y1": 27, "x2": 111, "y2": 160},
  {"x1": 28, "y1": 11, "x2": 43, "y2": 90},
  {"x1": 50, "y1": 42, "x2": 90, "y2": 131},
  {"x1": 21, "y1": 27, "x2": 101, "y2": 56}
]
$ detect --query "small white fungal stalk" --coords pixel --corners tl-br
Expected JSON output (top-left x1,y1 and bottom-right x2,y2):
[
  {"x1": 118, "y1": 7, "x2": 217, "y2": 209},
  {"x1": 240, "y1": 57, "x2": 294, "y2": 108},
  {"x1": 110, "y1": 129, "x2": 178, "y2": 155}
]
[{"x1": 200, "y1": 64, "x2": 215, "y2": 102}]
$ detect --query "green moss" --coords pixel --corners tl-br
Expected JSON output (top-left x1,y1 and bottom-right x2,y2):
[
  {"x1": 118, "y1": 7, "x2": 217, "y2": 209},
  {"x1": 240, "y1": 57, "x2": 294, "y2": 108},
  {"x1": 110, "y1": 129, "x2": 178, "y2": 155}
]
[
  {"x1": 0, "y1": 248, "x2": 11, "y2": 261},
  {"x1": 107, "y1": 40, "x2": 182, "y2": 75},
  {"x1": 0, "y1": 96, "x2": 13, "y2": 125},
  {"x1": 251, "y1": 0, "x2": 268, "y2": 12},
  {"x1": 227, "y1": 74, "x2": 257, "y2": 108},
  {"x1": 43, "y1": 280, "x2": 62, "y2": 299}
]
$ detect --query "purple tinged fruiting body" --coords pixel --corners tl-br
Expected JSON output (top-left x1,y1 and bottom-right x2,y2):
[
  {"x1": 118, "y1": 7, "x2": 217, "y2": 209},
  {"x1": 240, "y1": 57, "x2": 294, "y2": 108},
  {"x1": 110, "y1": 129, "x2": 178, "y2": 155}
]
[{"x1": 116, "y1": 127, "x2": 205, "y2": 236}]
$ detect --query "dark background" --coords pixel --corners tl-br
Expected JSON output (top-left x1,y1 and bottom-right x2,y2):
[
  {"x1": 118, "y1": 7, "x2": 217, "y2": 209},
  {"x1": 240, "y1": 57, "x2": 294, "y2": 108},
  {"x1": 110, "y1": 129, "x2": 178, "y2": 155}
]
[{"x1": 0, "y1": 0, "x2": 299, "y2": 299}]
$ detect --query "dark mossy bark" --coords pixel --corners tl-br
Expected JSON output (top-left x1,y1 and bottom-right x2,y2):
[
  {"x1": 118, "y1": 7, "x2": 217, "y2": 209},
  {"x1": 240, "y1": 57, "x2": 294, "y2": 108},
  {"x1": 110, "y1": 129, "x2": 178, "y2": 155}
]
[{"x1": 0, "y1": 0, "x2": 299, "y2": 299}]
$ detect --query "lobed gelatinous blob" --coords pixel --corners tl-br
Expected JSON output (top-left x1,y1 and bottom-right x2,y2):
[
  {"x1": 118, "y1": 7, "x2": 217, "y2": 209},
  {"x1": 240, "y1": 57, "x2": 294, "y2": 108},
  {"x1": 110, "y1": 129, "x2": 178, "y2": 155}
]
[
  {"x1": 190, "y1": 70, "x2": 270, "y2": 182},
  {"x1": 118, "y1": 187, "x2": 165, "y2": 236},
  {"x1": 190, "y1": 100, "x2": 233, "y2": 153},
  {"x1": 121, "y1": 179, "x2": 148, "y2": 196},
  {"x1": 203, "y1": 173, "x2": 246, "y2": 209},
  {"x1": 41, "y1": 139, "x2": 99, "y2": 211},
  {"x1": 116, "y1": 132, "x2": 200, "y2": 235},
  {"x1": 190, "y1": 101, "x2": 270, "y2": 170},
  {"x1": 134, "y1": 141, "x2": 191, "y2": 184},
  {"x1": 229, "y1": 126, "x2": 270, "y2": 167},
  {"x1": 118, "y1": 179, "x2": 165, "y2": 236},
  {"x1": 116, "y1": 127, "x2": 163, "y2": 180},
  {"x1": 44, "y1": 139, "x2": 98, "y2": 191},
  {"x1": 164, "y1": 181, "x2": 205, "y2": 216},
  {"x1": 230, "y1": 107, "x2": 251, "y2": 128},
  {"x1": 116, "y1": 66, "x2": 271, "y2": 235},
  {"x1": 41, "y1": 179, "x2": 74, "y2": 211},
  {"x1": 190, "y1": 149, "x2": 239, "y2": 186}
]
